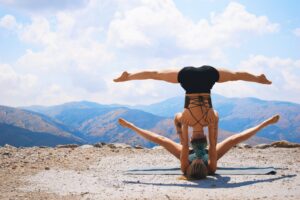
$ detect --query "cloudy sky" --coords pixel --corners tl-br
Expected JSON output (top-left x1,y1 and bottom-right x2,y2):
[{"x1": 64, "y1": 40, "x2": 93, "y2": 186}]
[{"x1": 0, "y1": 0, "x2": 299, "y2": 106}]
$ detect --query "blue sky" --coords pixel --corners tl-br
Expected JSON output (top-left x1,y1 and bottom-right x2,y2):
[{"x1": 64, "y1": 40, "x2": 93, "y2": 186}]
[{"x1": 0, "y1": 0, "x2": 299, "y2": 106}]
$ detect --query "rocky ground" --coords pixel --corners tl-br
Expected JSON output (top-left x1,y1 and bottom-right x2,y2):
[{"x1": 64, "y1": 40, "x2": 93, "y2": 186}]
[{"x1": 0, "y1": 142, "x2": 300, "y2": 200}]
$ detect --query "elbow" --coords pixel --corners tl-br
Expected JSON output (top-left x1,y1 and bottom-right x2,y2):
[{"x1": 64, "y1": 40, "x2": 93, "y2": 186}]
[
  {"x1": 181, "y1": 167, "x2": 186, "y2": 174},
  {"x1": 208, "y1": 166, "x2": 217, "y2": 175},
  {"x1": 180, "y1": 160, "x2": 189, "y2": 174},
  {"x1": 181, "y1": 164, "x2": 188, "y2": 174},
  {"x1": 208, "y1": 161, "x2": 217, "y2": 174},
  {"x1": 210, "y1": 166, "x2": 217, "y2": 174}
]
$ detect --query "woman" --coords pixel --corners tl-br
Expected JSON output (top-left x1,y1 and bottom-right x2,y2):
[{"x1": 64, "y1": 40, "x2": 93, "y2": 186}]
[
  {"x1": 114, "y1": 67, "x2": 271, "y2": 128},
  {"x1": 118, "y1": 114, "x2": 280, "y2": 179},
  {"x1": 114, "y1": 65, "x2": 272, "y2": 175}
]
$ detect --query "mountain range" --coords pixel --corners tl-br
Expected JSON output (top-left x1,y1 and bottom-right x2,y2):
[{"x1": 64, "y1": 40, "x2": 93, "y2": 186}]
[
  {"x1": 0, "y1": 106, "x2": 84, "y2": 147},
  {"x1": 135, "y1": 94, "x2": 300, "y2": 143},
  {"x1": 1, "y1": 94, "x2": 299, "y2": 147}
]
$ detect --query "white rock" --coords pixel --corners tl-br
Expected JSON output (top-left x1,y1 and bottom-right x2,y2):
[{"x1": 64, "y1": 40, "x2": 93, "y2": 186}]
[
  {"x1": 4, "y1": 144, "x2": 16, "y2": 149},
  {"x1": 93, "y1": 142, "x2": 106, "y2": 148},
  {"x1": 254, "y1": 144, "x2": 272, "y2": 149},
  {"x1": 79, "y1": 145, "x2": 94, "y2": 149},
  {"x1": 109, "y1": 143, "x2": 132, "y2": 149},
  {"x1": 236, "y1": 143, "x2": 252, "y2": 149},
  {"x1": 152, "y1": 146, "x2": 164, "y2": 150},
  {"x1": 56, "y1": 144, "x2": 79, "y2": 148},
  {"x1": 271, "y1": 140, "x2": 300, "y2": 148}
]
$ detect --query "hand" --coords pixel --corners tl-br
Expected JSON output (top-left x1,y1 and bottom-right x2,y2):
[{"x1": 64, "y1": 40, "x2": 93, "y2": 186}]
[
  {"x1": 113, "y1": 71, "x2": 129, "y2": 82},
  {"x1": 118, "y1": 118, "x2": 134, "y2": 128}
]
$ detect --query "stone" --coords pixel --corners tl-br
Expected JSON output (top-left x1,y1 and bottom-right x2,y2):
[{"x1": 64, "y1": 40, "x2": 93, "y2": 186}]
[
  {"x1": 235, "y1": 143, "x2": 252, "y2": 149},
  {"x1": 271, "y1": 140, "x2": 300, "y2": 148},
  {"x1": 107, "y1": 143, "x2": 117, "y2": 149},
  {"x1": 134, "y1": 145, "x2": 144, "y2": 149},
  {"x1": 94, "y1": 142, "x2": 106, "y2": 148},
  {"x1": 254, "y1": 144, "x2": 272, "y2": 149},
  {"x1": 152, "y1": 146, "x2": 164, "y2": 150},
  {"x1": 2, "y1": 152, "x2": 12, "y2": 156},
  {"x1": 113, "y1": 143, "x2": 132, "y2": 149},
  {"x1": 56, "y1": 144, "x2": 79, "y2": 148},
  {"x1": 106, "y1": 143, "x2": 132, "y2": 149},
  {"x1": 79, "y1": 145, "x2": 94, "y2": 149},
  {"x1": 4, "y1": 144, "x2": 16, "y2": 149}
]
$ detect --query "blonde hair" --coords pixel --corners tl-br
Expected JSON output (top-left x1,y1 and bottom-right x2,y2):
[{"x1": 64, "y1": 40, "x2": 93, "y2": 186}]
[{"x1": 186, "y1": 160, "x2": 208, "y2": 180}]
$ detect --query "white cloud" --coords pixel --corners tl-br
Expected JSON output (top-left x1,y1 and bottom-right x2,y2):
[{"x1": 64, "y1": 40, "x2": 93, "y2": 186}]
[
  {"x1": 0, "y1": 64, "x2": 38, "y2": 106},
  {"x1": 36, "y1": 84, "x2": 75, "y2": 106},
  {"x1": 107, "y1": 0, "x2": 181, "y2": 48},
  {"x1": 107, "y1": 80, "x2": 183, "y2": 106},
  {"x1": 178, "y1": 2, "x2": 279, "y2": 50},
  {"x1": 19, "y1": 17, "x2": 55, "y2": 45},
  {"x1": 0, "y1": 1, "x2": 285, "y2": 106},
  {"x1": 210, "y1": 2, "x2": 279, "y2": 34},
  {"x1": 0, "y1": 64, "x2": 37, "y2": 89},
  {"x1": 107, "y1": 1, "x2": 279, "y2": 52},
  {"x1": 293, "y1": 28, "x2": 300, "y2": 37},
  {"x1": 0, "y1": 14, "x2": 21, "y2": 30}
]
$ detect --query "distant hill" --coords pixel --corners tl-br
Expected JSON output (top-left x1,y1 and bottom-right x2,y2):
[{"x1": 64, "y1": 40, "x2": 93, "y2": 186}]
[
  {"x1": 134, "y1": 96, "x2": 184, "y2": 117},
  {"x1": 23, "y1": 101, "x2": 273, "y2": 147},
  {"x1": 213, "y1": 96, "x2": 300, "y2": 143},
  {"x1": 4, "y1": 94, "x2": 297, "y2": 147},
  {"x1": 0, "y1": 106, "x2": 85, "y2": 147},
  {"x1": 25, "y1": 101, "x2": 118, "y2": 118},
  {"x1": 25, "y1": 103, "x2": 174, "y2": 147},
  {"x1": 0, "y1": 123, "x2": 82, "y2": 147},
  {"x1": 134, "y1": 94, "x2": 300, "y2": 143}
]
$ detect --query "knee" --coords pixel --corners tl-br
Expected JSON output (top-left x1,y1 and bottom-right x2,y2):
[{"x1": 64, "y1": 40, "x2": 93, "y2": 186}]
[
  {"x1": 213, "y1": 110, "x2": 219, "y2": 122},
  {"x1": 174, "y1": 112, "x2": 182, "y2": 122},
  {"x1": 208, "y1": 110, "x2": 219, "y2": 124}
]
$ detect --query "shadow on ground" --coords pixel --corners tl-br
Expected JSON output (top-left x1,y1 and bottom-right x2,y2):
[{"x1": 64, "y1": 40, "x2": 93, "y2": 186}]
[{"x1": 123, "y1": 174, "x2": 296, "y2": 189}]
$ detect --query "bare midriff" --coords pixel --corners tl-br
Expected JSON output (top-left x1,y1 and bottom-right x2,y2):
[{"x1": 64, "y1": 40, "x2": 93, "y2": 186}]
[{"x1": 185, "y1": 93, "x2": 210, "y2": 97}]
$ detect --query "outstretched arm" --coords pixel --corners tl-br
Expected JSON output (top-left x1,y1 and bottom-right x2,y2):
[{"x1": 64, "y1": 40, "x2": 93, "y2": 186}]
[
  {"x1": 180, "y1": 124, "x2": 190, "y2": 173},
  {"x1": 113, "y1": 69, "x2": 180, "y2": 83},
  {"x1": 217, "y1": 68, "x2": 272, "y2": 84}
]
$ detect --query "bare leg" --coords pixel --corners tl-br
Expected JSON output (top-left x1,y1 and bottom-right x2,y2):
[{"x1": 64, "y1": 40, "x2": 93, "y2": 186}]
[
  {"x1": 118, "y1": 118, "x2": 182, "y2": 159},
  {"x1": 217, "y1": 68, "x2": 272, "y2": 84},
  {"x1": 216, "y1": 115, "x2": 280, "y2": 160},
  {"x1": 113, "y1": 69, "x2": 180, "y2": 83}
]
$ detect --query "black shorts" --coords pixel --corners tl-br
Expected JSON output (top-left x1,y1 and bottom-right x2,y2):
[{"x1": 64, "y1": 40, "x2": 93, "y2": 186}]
[{"x1": 177, "y1": 65, "x2": 219, "y2": 94}]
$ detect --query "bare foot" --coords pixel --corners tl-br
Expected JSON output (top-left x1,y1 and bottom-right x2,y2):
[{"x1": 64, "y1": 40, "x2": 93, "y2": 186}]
[
  {"x1": 114, "y1": 71, "x2": 130, "y2": 82},
  {"x1": 258, "y1": 74, "x2": 272, "y2": 84},
  {"x1": 118, "y1": 118, "x2": 134, "y2": 128},
  {"x1": 264, "y1": 114, "x2": 280, "y2": 125}
]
